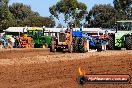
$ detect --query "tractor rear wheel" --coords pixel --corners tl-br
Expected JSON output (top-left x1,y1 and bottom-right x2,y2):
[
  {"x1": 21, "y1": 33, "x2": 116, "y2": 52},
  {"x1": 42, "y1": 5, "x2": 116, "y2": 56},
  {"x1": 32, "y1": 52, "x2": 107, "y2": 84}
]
[
  {"x1": 125, "y1": 35, "x2": 132, "y2": 50},
  {"x1": 78, "y1": 38, "x2": 86, "y2": 53},
  {"x1": 107, "y1": 35, "x2": 115, "y2": 50},
  {"x1": 50, "y1": 41, "x2": 56, "y2": 52},
  {"x1": 73, "y1": 37, "x2": 79, "y2": 52}
]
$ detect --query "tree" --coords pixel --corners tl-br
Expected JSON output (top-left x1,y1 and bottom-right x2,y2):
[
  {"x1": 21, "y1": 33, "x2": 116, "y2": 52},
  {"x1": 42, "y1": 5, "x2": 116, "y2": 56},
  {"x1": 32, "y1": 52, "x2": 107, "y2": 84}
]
[
  {"x1": 23, "y1": 15, "x2": 55, "y2": 27},
  {"x1": 86, "y1": 4, "x2": 117, "y2": 28},
  {"x1": 9, "y1": 3, "x2": 56, "y2": 27},
  {"x1": 9, "y1": 3, "x2": 39, "y2": 26},
  {"x1": 113, "y1": 0, "x2": 132, "y2": 19},
  {"x1": 9, "y1": 3, "x2": 39, "y2": 20},
  {"x1": 0, "y1": 0, "x2": 16, "y2": 31},
  {"x1": 49, "y1": 0, "x2": 87, "y2": 27},
  {"x1": 57, "y1": 23, "x2": 63, "y2": 28}
]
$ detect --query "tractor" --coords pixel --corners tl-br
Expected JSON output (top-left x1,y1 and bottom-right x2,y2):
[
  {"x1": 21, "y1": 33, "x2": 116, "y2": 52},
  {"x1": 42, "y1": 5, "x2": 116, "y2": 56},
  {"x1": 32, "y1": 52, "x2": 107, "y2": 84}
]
[
  {"x1": 50, "y1": 27, "x2": 73, "y2": 52},
  {"x1": 84, "y1": 33, "x2": 110, "y2": 52},
  {"x1": 19, "y1": 34, "x2": 33, "y2": 48},
  {"x1": 72, "y1": 25, "x2": 89, "y2": 53},
  {"x1": 27, "y1": 27, "x2": 53, "y2": 48},
  {"x1": 50, "y1": 25, "x2": 88, "y2": 53},
  {"x1": 108, "y1": 20, "x2": 132, "y2": 50}
]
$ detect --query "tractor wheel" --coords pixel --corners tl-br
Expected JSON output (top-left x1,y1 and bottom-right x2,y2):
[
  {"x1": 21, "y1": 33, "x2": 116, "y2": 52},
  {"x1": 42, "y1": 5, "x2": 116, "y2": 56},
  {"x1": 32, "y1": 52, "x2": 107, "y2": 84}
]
[
  {"x1": 125, "y1": 35, "x2": 132, "y2": 50},
  {"x1": 72, "y1": 37, "x2": 76, "y2": 52},
  {"x1": 97, "y1": 44, "x2": 102, "y2": 52},
  {"x1": 41, "y1": 44, "x2": 48, "y2": 48},
  {"x1": 50, "y1": 41, "x2": 56, "y2": 52},
  {"x1": 68, "y1": 43, "x2": 73, "y2": 53},
  {"x1": 73, "y1": 37, "x2": 79, "y2": 52},
  {"x1": 76, "y1": 76, "x2": 87, "y2": 85},
  {"x1": 56, "y1": 48, "x2": 63, "y2": 52},
  {"x1": 107, "y1": 35, "x2": 115, "y2": 50},
  {"x1": 78, "y1": 38, "x2": 85, "y2": 53},
  {"x1": 34, "y1": 44, "x2": 38, "y2": 48}
]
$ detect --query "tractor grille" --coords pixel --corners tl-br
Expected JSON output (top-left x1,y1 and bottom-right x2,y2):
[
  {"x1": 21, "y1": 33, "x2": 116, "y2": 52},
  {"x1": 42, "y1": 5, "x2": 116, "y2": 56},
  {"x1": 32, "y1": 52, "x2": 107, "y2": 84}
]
[{"x1": 59, "y1": 33, "x2": 66, "y2": 42}]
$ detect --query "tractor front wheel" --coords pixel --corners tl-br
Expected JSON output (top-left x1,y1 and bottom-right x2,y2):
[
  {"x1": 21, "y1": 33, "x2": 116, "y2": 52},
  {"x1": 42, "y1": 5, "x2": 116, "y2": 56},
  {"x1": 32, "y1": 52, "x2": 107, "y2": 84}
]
[
  {"x1": 97, "y1": 44, "x2": 102, "y2": 52},
  {"x1": 125, "y1": 35, "x2": 132, "y2": 50},
  {"x1": 107, "y1": 35, "x2": 115, "y2": 50},
  {"x1": 68, "y1": 43, "x2": 73, "y2": 53}
]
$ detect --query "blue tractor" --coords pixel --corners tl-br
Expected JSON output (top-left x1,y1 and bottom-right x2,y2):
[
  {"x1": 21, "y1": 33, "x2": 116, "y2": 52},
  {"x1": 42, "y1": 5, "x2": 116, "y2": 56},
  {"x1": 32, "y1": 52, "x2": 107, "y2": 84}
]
[
  {"x1": 72, "y1": 25, "x2": 108, "y2": 52},
  {"x1": 72, "y1": 25, "x2": 89, "y2": 52}
]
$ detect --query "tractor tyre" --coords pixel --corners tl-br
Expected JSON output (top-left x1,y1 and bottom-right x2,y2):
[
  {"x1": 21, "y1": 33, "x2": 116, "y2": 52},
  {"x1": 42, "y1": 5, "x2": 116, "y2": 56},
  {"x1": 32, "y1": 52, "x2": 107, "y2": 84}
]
[
  {"x1": 97, "y1": 44, "x2": 102, "y2": 52},
  {"x1": 107, "y1": 35, "x2": 115, "y2": 50},
  {"x1": 72, "y1": 37, "x2": 76, "y2": 52},
  {"x1": 78, "y1": 38, "x2": 85, "y2": 53},
  {"x1": 125, "y1": 35, "x2": 132, "y2": 50},
  {"x1": 75, "y1": 37, "x2": 79, "y2": 52},
  {"x1": 76, "y1": 76, "x2": 87, "y2": 85},
  {"x1": 68, "y1": 43, "x2": 73, "y2": 53},
  {"x1": 34, "y1": 44, "x2": 39, "y2": 48},
  {"x1": 73, "y1": 37, "x2": 79, "y2": 52},
  {"x1": 50, "y1": 41, "x2": 56, "y2": 52}
]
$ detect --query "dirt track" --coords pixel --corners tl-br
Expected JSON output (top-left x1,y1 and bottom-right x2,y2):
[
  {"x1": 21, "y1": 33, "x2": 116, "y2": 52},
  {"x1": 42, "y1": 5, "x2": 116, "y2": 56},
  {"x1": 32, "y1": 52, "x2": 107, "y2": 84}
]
[{"x1": 0, "y1": 49, "x2": 132, "y2": 88}]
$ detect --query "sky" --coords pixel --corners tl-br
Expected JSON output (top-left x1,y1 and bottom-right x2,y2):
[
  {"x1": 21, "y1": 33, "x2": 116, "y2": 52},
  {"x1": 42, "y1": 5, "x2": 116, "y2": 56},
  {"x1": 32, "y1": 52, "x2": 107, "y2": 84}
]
[{"x1": 9, "y1": 0, "x2": 113, "y2": 17}]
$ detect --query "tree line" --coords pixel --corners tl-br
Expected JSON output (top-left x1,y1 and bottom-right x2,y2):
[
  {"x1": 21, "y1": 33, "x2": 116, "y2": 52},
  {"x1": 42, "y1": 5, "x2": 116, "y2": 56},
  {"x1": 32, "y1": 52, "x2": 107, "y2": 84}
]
[
  {"x1": 0, "y1": 0, "x2": 132, "y2": 32},
  {"x1": 0, "y1": 0, "x2": 55, "y2": 32},
  {"x1": 50, "y1": 0, "x2": 132, "y2": 28}
]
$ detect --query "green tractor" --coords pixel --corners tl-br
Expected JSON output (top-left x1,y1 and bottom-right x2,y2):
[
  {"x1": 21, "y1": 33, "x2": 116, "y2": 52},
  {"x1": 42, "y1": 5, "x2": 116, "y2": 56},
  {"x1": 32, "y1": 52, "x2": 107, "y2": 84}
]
[
  {"x1": 27, "y1": 27, "x2": 53, "y2": 48},
  {"x1": 108, "y1": 20, "x2": 132, "y2": 50}
]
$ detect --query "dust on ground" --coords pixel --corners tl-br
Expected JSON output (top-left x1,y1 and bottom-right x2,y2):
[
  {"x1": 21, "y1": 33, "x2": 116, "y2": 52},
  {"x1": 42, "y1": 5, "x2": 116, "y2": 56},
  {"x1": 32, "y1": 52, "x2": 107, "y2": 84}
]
[{"x1": 0, "y1": 49, "x2": 131, "y2": 88}]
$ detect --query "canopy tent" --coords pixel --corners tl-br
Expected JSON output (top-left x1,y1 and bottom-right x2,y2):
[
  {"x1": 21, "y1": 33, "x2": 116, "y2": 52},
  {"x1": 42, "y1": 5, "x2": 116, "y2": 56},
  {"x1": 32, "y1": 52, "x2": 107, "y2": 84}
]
[{"x1": 4, "y1": 27, "x2": 27, "y2": 33}]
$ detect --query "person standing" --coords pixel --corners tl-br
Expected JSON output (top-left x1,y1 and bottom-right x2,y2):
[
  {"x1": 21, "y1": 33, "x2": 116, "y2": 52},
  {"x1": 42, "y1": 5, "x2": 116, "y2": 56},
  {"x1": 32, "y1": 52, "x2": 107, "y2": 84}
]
[{"x1": 10, "y1": 36, "x2": 15, "y2": 48}]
